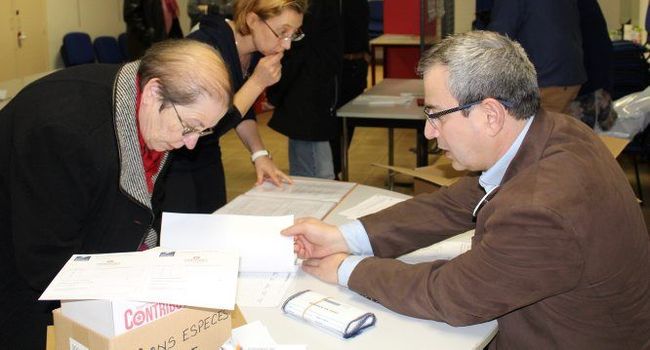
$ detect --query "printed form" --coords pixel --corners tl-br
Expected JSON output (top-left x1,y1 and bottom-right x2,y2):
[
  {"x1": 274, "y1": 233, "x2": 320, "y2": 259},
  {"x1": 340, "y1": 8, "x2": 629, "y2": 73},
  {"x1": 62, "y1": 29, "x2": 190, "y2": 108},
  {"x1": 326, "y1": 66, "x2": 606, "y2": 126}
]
[
  {"x1": 246, "y1": 178, "x2": 356, "y2": 203},
  {"x1": 40, "y1": 249, "x2": 239, "y2": 310}
]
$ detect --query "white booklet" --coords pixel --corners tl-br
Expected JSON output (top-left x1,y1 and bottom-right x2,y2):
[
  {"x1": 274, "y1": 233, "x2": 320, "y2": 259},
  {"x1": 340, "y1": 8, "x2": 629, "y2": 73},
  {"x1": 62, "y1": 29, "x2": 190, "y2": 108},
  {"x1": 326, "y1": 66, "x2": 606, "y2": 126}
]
[
  {"x1": 282, "y1": 290, "x2": 376, "y2": 339},
  {"x1": 161, "y1": 213, "x2": 296, "y2": 273},
  {"x1": 40, "y1": 249, "x2": 239, "y2": 310}
]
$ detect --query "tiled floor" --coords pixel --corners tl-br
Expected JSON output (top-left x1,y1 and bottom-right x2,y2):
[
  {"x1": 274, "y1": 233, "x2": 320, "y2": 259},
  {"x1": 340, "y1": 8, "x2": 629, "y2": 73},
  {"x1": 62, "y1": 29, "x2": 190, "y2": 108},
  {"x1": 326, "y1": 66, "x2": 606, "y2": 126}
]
[{"x1": 220, "y1": 68, "x2": 650, "y2": 230}]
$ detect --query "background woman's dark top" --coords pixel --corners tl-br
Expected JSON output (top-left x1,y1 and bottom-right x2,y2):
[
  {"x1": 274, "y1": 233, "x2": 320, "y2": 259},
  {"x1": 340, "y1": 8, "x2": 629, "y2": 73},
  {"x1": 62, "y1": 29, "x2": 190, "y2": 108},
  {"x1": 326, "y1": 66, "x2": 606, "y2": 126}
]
[{"x1": 161, "y1": 14, "x2": 257, "y2": 213}]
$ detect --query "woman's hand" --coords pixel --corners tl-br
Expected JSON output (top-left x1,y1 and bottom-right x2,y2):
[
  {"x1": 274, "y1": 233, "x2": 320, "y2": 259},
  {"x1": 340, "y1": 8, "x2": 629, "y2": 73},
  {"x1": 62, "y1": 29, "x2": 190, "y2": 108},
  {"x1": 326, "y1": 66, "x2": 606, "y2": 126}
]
[
  {"x1": 253, "y1": 156, "x2": 292, "y2": 186},
  {"x1": 250, "y1": 52, "x2": 284, "y2": 89}
]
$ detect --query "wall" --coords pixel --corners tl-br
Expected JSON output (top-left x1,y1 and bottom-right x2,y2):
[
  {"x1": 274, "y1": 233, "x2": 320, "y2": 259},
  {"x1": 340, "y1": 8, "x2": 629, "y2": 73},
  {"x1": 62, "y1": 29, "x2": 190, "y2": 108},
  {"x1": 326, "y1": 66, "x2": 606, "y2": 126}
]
[
  {"x1": 454, "y1": 0, "x2": 474, "y2": 33},
  {"x1": 45, "y1": 0, "x2": 192, "y2": 69}
]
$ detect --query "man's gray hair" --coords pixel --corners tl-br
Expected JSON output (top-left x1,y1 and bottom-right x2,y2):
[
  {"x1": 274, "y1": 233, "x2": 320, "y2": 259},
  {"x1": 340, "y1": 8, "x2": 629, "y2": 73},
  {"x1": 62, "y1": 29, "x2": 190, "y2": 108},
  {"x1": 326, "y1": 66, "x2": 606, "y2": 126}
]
[{"x1": 418, "y1": 31, "x2": 539, "y2": 120}]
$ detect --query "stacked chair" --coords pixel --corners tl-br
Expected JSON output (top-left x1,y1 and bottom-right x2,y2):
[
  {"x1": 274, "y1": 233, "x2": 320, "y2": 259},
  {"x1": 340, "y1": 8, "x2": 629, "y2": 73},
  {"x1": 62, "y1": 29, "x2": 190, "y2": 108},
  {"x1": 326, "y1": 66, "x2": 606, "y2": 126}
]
[{"x1": 60, "y1": 32, "x2": 95, "y2": 67}]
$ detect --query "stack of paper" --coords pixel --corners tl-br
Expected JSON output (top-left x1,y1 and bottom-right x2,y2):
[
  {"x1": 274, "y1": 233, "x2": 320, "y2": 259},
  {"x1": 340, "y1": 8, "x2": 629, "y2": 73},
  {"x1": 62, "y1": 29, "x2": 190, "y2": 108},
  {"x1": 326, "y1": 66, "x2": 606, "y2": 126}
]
[
  {"x1": 161, "y1": 213, "x2": 300, "y2": 308},
  {"x1": 40, "y1": 249, "x2": 240, "y2": 310},
  {"x1": 337, "y1": 194, "x2": 407, "y2": 220},
  {"x1": 217, "y1": 178, "x2": 356, "y2": 219},
  {"x1": 352, "y1": 95, "x2": 413, "y2": 106},
  {"x1": 160, "y1": 213, "x2": 296, "y2": 273}
]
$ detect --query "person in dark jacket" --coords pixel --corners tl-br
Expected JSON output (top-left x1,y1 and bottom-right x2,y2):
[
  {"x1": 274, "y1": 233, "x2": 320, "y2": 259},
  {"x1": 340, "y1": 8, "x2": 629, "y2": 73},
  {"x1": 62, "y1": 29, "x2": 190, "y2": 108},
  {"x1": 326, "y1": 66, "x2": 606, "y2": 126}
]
[
  {"x1": 488, "y1": 0, "x2": 587, "y2": 113},
  {"x1": 330, "y1": 0, "x2": 369, "y2": 179},
  {"x1": 267, "y1": 0, "x2": 342, "y2": 179},
  {"x1": 162, "y1": 0, "x2": 306, "y2": 214},
  {"x1": 566, "y1": 0, "x2": 617, "y2": 130},
  {"x1": 124, "y1": 0, "x2": 184, "y2": 59},
  {"x1": 0, "y1": 40, "x2": 231, "y2": 350}
]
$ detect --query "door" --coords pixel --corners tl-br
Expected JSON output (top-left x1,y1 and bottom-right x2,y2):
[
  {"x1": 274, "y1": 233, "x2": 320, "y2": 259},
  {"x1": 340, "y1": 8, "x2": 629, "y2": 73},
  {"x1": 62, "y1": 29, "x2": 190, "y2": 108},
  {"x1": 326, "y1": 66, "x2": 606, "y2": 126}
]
[{"x1": 0, "y1": 0, "x2": 48, "y2": 81}]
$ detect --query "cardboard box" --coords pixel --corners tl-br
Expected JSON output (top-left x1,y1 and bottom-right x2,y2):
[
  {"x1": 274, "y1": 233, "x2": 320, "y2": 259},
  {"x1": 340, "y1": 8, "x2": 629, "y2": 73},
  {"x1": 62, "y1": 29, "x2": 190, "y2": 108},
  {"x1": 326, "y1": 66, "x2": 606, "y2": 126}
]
[
  {"x1": 53, "y1": 306, "x2": 232, "y2": 350},
  {"x1": 374, "y1": 135, "x2": 630, "y2": 194},
  {"x1": 61, "y1": 300, "x2": 183, "y2": 337}
]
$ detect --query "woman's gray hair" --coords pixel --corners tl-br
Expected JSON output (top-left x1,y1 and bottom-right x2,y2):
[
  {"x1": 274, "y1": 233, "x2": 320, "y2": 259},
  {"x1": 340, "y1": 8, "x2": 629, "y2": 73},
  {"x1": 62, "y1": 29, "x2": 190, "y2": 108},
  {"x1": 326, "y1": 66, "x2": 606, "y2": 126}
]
[{"x1": 417, "y1": 31, "x2": 539, "y2": 120}]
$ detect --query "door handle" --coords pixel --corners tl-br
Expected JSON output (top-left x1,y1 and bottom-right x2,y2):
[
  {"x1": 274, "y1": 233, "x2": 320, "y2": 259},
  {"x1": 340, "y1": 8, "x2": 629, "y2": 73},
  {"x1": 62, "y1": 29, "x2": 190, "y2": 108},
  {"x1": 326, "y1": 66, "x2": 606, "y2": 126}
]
[{"x1": 17, "y1": 31, "x2": 27, "y2": 47}]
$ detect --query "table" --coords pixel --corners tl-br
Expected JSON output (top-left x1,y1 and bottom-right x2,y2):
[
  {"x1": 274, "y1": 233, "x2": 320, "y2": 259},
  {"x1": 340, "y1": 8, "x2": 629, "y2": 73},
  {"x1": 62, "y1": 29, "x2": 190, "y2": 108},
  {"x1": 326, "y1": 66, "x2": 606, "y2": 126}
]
[
  {"x1": 369, "y1": 34, "x2": 420, "y2": 85},
  {"x1": 337, "y1": 78, "x2": 428, "y2": 187},
  {"x1": 239, "y1": 183, "x2": 498, "y2": 349}
]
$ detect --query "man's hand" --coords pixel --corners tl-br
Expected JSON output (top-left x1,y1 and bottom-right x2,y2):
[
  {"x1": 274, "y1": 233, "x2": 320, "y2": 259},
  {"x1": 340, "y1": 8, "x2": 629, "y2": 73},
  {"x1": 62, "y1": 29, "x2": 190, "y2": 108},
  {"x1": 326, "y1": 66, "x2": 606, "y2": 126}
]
[
  {"x1": 281, "y1": 217, "x2": 349, "y2": 259},
  {"x1": 302, "y1": 253, "x2": 349, "y2": 284},
  {"x1": 253, "y1": 156, "x2": 292, "y2": 186},
  {"x1": 250, "y1": 52, "x2": 283, "y2": 89}
]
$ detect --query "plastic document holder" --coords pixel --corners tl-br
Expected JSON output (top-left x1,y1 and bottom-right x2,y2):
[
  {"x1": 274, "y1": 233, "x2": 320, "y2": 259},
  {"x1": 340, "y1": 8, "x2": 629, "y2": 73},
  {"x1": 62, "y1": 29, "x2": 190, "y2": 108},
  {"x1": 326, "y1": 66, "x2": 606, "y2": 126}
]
[{"x1": 281, "y1": 290, "x2": 376, "y2": 339}]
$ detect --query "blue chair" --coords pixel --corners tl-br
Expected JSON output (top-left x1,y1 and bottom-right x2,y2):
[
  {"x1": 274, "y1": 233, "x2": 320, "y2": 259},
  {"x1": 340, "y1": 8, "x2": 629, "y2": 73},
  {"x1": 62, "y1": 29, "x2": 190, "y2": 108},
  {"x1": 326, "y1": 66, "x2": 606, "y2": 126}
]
[
  {"x1": 60, "y1": 32, "x2": 95, "y2": 67},
  {"x1": 368, "y1": 1, "x2": 383, "y2": 39},
  {"x1": 93, "y1": 36, "x2": 123, "y2": 64},
  {"x1": 118, "y1": 32, "x2": 129, "y2": 61}
]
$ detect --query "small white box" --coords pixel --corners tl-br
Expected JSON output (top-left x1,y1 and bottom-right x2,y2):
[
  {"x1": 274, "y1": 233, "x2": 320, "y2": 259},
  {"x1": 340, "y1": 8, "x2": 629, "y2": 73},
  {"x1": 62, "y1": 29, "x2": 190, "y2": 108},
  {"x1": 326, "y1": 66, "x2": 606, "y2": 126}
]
[{"x1": 61, "y1": 300, "x2": 182, "y2": 337}]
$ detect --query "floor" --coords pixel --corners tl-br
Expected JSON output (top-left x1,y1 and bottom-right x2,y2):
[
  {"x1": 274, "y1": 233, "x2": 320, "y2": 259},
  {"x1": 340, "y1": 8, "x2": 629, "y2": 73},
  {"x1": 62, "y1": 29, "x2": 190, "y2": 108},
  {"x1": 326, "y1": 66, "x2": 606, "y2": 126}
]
[{"x1": 220, "y1": 67, "x2": 650, "y2": 231}]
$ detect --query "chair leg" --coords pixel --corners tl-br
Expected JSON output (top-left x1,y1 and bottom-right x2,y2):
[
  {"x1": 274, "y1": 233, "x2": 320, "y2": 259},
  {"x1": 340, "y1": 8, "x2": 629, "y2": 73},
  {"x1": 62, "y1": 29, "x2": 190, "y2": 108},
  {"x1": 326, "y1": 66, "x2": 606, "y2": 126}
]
[{"x1": 633, "y1": 154, "x2": 644, "y2": 204}]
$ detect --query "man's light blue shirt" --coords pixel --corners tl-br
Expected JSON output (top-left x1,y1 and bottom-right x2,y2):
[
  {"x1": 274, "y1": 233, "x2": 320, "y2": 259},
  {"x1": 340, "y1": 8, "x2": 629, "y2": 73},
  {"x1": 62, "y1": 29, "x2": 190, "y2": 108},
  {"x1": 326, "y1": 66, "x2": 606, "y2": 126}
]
[{"x1": 337, "y1": 116, "x2": 535, "y2": 287}]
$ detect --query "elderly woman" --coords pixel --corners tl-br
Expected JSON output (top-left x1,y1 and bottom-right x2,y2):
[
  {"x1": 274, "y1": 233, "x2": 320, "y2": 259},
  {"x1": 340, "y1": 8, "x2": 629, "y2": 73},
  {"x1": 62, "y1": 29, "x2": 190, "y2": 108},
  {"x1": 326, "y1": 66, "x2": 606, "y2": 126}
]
[
  {"x1": 0, "y1": 39, "x2": 231, "y2": 349},
  {"x1": 162, "y1": 0, "x2": 307, "y2": 214}
]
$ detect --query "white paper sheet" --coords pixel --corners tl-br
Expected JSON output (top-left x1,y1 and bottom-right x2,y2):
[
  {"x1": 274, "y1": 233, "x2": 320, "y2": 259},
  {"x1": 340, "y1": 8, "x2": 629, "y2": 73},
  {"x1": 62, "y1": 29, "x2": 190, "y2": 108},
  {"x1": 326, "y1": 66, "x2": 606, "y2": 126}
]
[
  {"x1": 160, "y1": 213, "x2": 296, "y2": 273},
  {"x1": 218, "y1": 195, "x2": 336, "y2": 219},
  {"x1": 246, "y1": 178, "x2": 355, "y2": 203},
  {"x1": 40, "y1": 250, "x2": 239, "y2": 310},
  {"x1": 352, "y1": 95, "x2": 413, "y2": 106},
  {"x1": 337, "y1": 194, "x2": 407, "y2": 219},
  {"x1": 236, "y1": 272, "x2": 296, "y2": 307},
  {"x1": 220, "y1": 321, "x2": 307, "y2": 350}
]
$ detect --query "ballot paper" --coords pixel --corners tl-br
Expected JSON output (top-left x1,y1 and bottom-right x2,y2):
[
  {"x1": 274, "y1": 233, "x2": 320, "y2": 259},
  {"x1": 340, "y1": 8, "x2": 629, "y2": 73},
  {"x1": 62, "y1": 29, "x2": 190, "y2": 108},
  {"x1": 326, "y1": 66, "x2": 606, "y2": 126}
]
[
  {"x1": 337, "y1": 194, "x2": 407, "y2": 220},
  {"x1": 282, "y1": 290, "x2": 376, "y2": 339},
  {"x1": 40, "y1": 250, "x2": 239, "y2": 310},
  {"x1": 221, "y1": 321, "x2": 306, "y2": 350},
  {"x1": 161, "y1": 213, "x2": 296, "y2": 273},
  {"x1": 218, "y1": 195, "x2": 336, "y2": 220},
  {"x1": 236, "y1": 272, "x2": 296, "y2": 307},
  {"x1": 246, "y1": 178, "x2": 356, "y2": 203},
  {"x1": 352, "y1": 95, "x2": 413, "y2": 106}
]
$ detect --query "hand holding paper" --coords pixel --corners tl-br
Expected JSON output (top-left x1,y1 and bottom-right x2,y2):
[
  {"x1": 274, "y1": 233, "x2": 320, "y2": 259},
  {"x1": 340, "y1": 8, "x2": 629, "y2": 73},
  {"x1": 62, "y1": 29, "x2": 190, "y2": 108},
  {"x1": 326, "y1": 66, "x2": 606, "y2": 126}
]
[{"x1": 281, "y1": 217, "x2": 349, "y2": 259}]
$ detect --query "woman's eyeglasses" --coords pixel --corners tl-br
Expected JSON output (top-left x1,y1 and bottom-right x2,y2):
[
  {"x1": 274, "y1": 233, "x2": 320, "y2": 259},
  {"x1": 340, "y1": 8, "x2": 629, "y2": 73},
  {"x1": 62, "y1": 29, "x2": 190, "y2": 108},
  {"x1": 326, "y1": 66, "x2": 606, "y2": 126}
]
[
  {"x1": 261, "y1": 18, "x2": 305, "y2": 42},
  {"x1": 171, "y1": 102, "x2": 214, "y2": 137}
]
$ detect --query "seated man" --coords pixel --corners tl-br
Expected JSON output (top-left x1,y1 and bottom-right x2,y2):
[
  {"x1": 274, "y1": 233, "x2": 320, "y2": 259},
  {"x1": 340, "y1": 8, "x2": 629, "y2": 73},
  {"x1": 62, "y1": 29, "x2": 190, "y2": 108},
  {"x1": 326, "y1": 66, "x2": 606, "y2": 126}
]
[
  {"x1": 0, "y1": 39, "x2": 232, "y2": 349},
  {"x1": 282, "y1": 31, "x2": 650, "y2": 349}
]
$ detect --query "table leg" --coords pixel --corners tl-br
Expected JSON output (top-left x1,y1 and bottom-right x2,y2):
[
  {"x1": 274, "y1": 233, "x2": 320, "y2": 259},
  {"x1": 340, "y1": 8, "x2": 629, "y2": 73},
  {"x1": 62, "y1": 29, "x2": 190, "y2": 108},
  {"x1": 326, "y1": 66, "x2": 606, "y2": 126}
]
[
  {"x1": 416, "y1": 128, "x2": 429, "y2": 167},
  {"x1": 342, "y1": 118, "x2": 349, "y2": 181},
  {"x1": 388, "y1": 127, "x2": 394, "y2": 190},
  {"x1": 371, "y1": 45, "x2": 377, "y2": 86}
]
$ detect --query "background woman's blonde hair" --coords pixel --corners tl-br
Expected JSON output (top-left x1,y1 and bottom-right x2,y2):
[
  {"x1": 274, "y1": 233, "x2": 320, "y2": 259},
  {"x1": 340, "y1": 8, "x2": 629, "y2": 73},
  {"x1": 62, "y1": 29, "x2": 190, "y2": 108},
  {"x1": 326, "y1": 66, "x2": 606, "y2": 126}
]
[
  {"x1": 138, "y1": 39, "x2": 232, "y2": 112},
  {"x1": 233, "y1": 0, "x2": 309, "y2": 35}
]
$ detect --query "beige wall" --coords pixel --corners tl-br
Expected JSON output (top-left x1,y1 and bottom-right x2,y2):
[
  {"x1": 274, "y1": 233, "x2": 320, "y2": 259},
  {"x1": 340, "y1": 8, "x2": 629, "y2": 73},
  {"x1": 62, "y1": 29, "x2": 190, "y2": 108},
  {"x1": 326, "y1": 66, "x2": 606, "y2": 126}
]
[
  {"x1": 599, "y1": 0, "x2": 648, "y2": 30},
  {"x1": 454, "y1": 0, "x2": 475, "y2": 34},
  {"x1": 45, "y1": 0, "x2": 192, "y2": 69}
]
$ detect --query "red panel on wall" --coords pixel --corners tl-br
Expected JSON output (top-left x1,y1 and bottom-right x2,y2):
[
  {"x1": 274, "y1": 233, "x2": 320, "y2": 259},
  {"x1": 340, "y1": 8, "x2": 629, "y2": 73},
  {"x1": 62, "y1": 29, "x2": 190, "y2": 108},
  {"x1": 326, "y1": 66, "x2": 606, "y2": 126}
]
[
  {"x1": 382, "y1": 0, "x2": 421, "y2": 79},
  {"x1": 385, "y1": 47, "x2": 420, "y2": 79},
  {"x1": 384, "y1": 0, "x2": 420, "y2": 34}
]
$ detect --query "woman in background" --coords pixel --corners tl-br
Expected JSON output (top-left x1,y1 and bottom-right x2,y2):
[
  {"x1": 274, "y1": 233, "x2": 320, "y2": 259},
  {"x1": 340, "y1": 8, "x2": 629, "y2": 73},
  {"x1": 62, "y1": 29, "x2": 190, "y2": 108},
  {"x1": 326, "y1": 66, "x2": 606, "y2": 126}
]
[{"x1": 162, "y1": 0, "x2": 307, "y2": 213}]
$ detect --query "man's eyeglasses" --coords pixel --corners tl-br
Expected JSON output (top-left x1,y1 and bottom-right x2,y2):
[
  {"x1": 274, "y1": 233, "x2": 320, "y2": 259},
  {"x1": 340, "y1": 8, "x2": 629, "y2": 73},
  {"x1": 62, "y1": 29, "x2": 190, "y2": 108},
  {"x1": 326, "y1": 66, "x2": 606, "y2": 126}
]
[
  {"x1": 261, "y1": 18, "x2": 305, "y2": 42},
  {"x1": 171, "y1": 102, "x2": 214, "y2": 137},
  {"x1": 424, "y1": 99, "x2": 513, "y2": 129}
]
